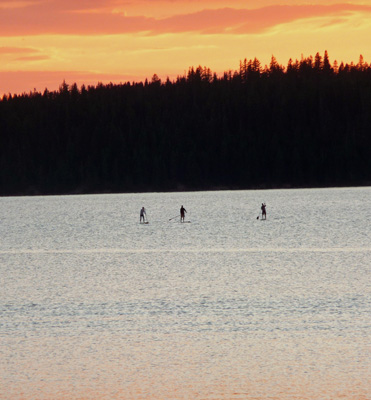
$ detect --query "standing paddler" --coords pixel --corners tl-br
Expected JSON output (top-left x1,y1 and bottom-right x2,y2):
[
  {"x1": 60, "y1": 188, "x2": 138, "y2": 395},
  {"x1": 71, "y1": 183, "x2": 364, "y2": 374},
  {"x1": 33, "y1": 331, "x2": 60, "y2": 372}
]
[
  {"x1": 140, "y1": 206, "x2": 147, "y2": 223},
  {"x1": 180, "y1": 205, "x2": 187, "y2": 222},
  {"x1": 261, "y1": 203, "x2": 267, "y2": 220}
]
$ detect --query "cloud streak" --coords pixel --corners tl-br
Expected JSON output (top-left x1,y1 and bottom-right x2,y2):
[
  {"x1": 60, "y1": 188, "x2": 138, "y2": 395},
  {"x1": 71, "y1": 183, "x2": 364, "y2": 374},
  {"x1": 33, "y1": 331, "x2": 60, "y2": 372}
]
[
  {"x1": 0, "y1": 46, "x2": 40, "y2": 54},
  {"x1": 0, "y1": 3, "x2": 371, "y2": 36}
]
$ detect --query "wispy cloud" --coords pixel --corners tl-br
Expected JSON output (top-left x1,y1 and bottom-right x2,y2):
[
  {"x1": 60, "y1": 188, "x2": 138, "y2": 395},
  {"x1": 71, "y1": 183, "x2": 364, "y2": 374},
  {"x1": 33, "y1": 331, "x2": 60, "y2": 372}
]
[
  {"x1": 0, "y1": 46, "x2": 40, "y2": 54},
  {"x1": 0, "y1": 3, "x2": 371, "y2": 36},
  {"x1": 0, "y1": 46, "x2": 48, "y2": 63}
]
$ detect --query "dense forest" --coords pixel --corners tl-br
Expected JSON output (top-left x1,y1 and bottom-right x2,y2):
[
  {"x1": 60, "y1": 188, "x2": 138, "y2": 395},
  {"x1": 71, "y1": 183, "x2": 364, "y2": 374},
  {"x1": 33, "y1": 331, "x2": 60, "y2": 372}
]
[{"x1": 1, "y1": 51, "x2": 371, "y2": 196}]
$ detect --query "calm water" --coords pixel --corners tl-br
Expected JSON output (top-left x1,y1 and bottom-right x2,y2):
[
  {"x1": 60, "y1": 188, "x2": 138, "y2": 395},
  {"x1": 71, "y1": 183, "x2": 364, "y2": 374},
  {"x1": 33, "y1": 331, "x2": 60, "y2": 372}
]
[{"x1": 0, "y1": 188, "x2": 370, "y2": 400}]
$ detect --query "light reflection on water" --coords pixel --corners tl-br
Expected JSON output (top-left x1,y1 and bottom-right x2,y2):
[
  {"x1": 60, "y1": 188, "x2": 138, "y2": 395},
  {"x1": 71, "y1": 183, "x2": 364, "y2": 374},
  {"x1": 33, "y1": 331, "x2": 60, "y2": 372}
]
[
  {"x1": 0, "y1": 188, "x2": 370, "y2": 399},
  {"x1": 1, "y1": 246, "x2": 371, "y2": 254}
]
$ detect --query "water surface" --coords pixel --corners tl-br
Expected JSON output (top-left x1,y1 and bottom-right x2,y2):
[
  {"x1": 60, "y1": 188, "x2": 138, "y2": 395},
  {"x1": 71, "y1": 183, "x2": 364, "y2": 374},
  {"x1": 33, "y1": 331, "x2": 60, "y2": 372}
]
[{"x1": 1, "y1": 188, "x2": 370, "y2": 399}]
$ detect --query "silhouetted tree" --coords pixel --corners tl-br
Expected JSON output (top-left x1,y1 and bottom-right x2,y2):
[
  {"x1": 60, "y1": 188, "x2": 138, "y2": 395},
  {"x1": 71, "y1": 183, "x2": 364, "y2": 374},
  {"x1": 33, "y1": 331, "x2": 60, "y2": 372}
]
[{"x1": 0, "y1": 51, "x2": 370, "y2": 195}]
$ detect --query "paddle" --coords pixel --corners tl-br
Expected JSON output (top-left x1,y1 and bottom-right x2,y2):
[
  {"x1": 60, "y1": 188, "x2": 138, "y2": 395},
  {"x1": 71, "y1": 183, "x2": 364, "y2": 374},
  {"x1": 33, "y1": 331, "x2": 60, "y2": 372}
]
[{"x1": 169, "y1": 215, "x2": 180, "y2": 221}]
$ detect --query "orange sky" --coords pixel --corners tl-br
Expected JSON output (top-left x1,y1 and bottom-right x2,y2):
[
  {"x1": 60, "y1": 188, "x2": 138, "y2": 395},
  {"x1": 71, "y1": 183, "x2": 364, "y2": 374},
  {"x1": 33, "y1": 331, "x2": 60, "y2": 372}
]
[{"x1": 1, "y1": 0, "x2": 371, "y2": 95}]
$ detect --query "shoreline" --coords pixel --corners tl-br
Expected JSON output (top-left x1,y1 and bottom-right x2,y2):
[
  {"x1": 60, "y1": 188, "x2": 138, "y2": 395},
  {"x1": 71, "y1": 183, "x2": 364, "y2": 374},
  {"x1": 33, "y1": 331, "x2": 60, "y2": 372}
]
[{"x1": 1, "y1": 182, "x2": 370, "y2": 198}]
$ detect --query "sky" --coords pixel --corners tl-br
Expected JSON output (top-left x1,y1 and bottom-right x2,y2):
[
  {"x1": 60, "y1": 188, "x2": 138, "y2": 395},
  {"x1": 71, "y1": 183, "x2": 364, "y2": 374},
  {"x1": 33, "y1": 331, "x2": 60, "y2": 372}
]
[{"x1": 1, "y1": 0, "x2": 371, "y2": 95}]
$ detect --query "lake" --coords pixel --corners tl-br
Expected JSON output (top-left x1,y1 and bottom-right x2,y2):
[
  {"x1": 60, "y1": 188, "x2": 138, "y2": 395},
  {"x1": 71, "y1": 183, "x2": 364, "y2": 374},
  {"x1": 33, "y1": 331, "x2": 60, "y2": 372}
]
[{"x1": 0, "y1": 187, "x2": 370, "y2": 399}]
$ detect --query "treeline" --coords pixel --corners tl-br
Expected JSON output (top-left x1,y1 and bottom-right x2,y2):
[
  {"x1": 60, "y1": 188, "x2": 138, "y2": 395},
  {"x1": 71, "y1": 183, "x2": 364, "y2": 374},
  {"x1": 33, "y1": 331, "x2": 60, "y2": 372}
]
[{"x1": 1, "y1": 51, "x2": 371, "y2": 195}]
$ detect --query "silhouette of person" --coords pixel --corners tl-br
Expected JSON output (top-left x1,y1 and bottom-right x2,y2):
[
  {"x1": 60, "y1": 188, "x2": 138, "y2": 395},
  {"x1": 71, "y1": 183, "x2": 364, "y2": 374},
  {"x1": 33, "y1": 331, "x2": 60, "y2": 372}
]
[
  {"x1": 140, "y1": 207, "x2": 146, "y2": 223},
  {"x1": 261, "y1": 203, "x2": 266, "y2": 220},
  {"x1": 180, "y1": 205, "x2": 187, "y2": 222}
]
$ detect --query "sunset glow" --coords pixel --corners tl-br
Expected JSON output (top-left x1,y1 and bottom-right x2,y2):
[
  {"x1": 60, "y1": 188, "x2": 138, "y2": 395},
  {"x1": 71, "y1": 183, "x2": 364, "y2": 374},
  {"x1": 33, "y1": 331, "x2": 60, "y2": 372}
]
[{"x1": 1, "y1": 0, "x2": 371, "y2": 95}]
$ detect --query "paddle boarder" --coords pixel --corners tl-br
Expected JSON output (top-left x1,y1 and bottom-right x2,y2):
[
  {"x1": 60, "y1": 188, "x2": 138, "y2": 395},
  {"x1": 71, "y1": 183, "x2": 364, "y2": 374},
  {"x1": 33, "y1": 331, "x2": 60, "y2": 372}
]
[
  {"x1": 261, "y1": 203, "x2": 267, "y2": 220},
  {"x1": 140, "y1": 206, "x2": 147, "y2": 223},
  {"x1": 180, "y1": 205, "x2": 187, "y2": 222}
]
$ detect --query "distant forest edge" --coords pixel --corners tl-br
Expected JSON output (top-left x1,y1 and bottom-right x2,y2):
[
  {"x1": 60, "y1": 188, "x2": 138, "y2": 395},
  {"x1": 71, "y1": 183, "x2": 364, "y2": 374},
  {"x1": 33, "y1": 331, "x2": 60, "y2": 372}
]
[{"x1": 1, "y1": 51, "x2": 371, "y2": 196}]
